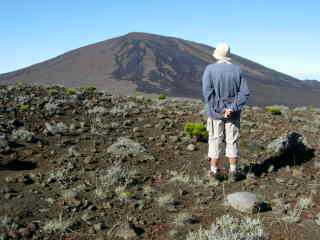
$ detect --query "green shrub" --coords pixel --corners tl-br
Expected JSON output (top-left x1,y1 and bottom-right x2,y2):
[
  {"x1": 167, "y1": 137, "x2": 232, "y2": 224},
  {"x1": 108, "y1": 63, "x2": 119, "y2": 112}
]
[
  {"x1": 81, "y1": 85, "x2": 96, "y2": 94},
  {"x1": 18, "y1": 103, "x2": 30, "y2": 111},
  {"x1": 308, "y1": 106, "x2": 318, "y2": 112},
  {"x1": 15, "y1": 81, "x2": 25, "y2": 87},
  {"x1": 266, "y1": 106, "x2": 282, "y2": 115},
  {"x1": 65, "y1": 87, "x2": 77, "y2": 95},
  {"x1": 48, "y1": 88, "x2": 59, "y2": 96},
  {"x1": 158, "y1": 93, "x2": 166, "y2": 100},
  {"x1": 184, "y1": 122, "x2": 208, "y2": 139}
]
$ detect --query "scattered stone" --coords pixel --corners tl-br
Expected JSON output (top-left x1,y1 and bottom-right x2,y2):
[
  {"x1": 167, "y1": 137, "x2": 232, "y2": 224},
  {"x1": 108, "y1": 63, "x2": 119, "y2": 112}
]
[
  {"x1": 68, "y1": 146, "x2": 81, "y2": 157},
  {"x1": 275, "y1": 178, "x2": 286, "y2": 184},
  {"x1": 183, "y1": 215, "x2": 199, "y2": 225},
  {"x1": 84, "y1": 156, "x2": 94, "y2": 164},
  {"x1": 226, "y1": 192, "x2": 259, "y2": 213},
  {"x1": 93, "y1": 222, "x2": 107, "y2": 231},
  {"x1": 112, "y1": 222, "x2": 139, "y2": 239},
  {"x1": 293, "y1": 106, "x2": 308, "y2": 112},
  {"x1": 44, "y1": 102, "x2": 60, "y2": 115},
  {"x1": 0, "y1": 133, "x2": 10, "y2": 153},
  {"x1": 187, "y1": 144, "x2": 196, "y2": 151},
  {"x1": 4, "y1": 193, "x2": 13, "y2": 200},
  {"x1": 88, "y1": 106, "x2": 107, "y2": 115},
  {"x1": 314, "y1": 160, "x2": 320, "y2": 169},
  {"x1": 8, "y1": 230, "x2": 20, "y2": 239},
  {"x1": 20, "y1": 175, "x2": 34, "y2": 185},
  {"x1": 0, "y1": 186, "x2": 13, "y2": 194},
  {"x1": 168, "y1": 136, "x2": 179, "y2": 143},
  {"x1": 62, "y1": 189, "x2": 79, "y2": 203},
  {"x1": 45, "y1": 122, "x2": 68, "y2": 135},
  {"x1": 4, "y1": 176, "x2": 16, "y2": 183},
  {"x1": 11, "y1": 129, "x2": 34, "y2": 142},
  {"x1": 132, "y1": 127, "x2": 141, "y2": 133},
  {"x1": 18, "y1": 227, "x2": 32, "y2": 238}
]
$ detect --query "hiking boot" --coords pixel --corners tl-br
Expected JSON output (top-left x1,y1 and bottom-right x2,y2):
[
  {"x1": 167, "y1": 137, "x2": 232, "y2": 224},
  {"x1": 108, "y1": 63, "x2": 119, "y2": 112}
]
[{"x1": 208, "y1": 170, "x2": 224, "y2": 181}]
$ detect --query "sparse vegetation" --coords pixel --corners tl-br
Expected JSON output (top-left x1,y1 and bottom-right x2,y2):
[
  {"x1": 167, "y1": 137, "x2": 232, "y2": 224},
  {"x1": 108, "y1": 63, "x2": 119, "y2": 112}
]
[
  {"x1": 15, "y1": 81, "x2": 25, "y2": 87},
  {"x1": 47, "y1": 167, "x2": 76, "y2": 188},
  {"x1": 65, "y1": 87, "x2": 77, "y2": 95},
  {"x1": 18, "y1": 103, "x2": 30, "y2": 111},
  {"x1": 169, "y1": 170, "x2": 203, "y2": 185},
  {"x1": 169, "y1": 170, "x2": 191, "y2": 183},
  {"x1": 297, "y1": 196, "x2": 313, "y2": 210},
  {"x1": 281, "y1": 198, "x2": 314, "y2": 224},
  {"x1": 157, "y1": 193, "x2": 175, "y2": 207},
  {"x1": 315, "y1": 212, "x2": 320, "y2": 226},
  {"x1": 48, "y1": 88, "x2": 59, "y2": 96},
  {"x1": 266, "y1": 106, "x2": 282, "y2": 115},
  {"x1": 115, "y1": 185, "x2": 134, "y2": 201},
  {"x1": 43, "y1": 213, "x2": 74, "y2": 233},
  {"x1": 0, "y1": 84, "x2": 319, "y2": 239},
  {"x1": 94, "y1": 161, "x2": 129, "y2": 199},
  {"x1": 282, "y1": 207, "x2": 302, "y2": 223},
  {"x1": 186, "y1": 215, "x2": 266, "y2": 240},
  {"x1": 81, "y1": 85, "x2": 96, "y2": 94},
  {"x1": 158, "y1": 93, "x2": 166, "y2": 100},
  {"x1": 184, "y1": 122, "x2": 208, "y2": 139},
  {"x1": 172, "y1": 212, "x2": 193, "y2": 226}
]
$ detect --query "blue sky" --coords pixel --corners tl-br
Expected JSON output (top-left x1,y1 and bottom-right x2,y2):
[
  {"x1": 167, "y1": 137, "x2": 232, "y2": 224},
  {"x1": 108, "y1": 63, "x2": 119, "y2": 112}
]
[{"x1": 1, "y1": 0, "x2": 319, "y2": 79}]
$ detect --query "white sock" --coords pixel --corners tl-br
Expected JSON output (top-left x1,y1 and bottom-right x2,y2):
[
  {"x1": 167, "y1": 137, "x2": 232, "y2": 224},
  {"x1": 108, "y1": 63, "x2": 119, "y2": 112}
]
[
  {"x1": 230, "y1": 164, "x2": 237, "y2": 173},
  {"x1": 210, "y1": 165, "x2": 218, "y2": 173}
]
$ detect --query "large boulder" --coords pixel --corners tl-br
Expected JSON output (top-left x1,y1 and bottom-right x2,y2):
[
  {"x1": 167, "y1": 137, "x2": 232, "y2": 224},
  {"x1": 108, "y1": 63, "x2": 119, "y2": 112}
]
[
  {"x1": 226, "y1": 192, "x2": 259, "y2": 213},
  {"x1": 267, "y1": 132, "x2": 309, "y2": 157}
]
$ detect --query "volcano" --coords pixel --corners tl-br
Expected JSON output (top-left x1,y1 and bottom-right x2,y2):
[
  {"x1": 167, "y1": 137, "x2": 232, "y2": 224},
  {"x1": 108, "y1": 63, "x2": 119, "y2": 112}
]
[{"x1": 1, "y1": 32, "x2": 319, "y2": 107}]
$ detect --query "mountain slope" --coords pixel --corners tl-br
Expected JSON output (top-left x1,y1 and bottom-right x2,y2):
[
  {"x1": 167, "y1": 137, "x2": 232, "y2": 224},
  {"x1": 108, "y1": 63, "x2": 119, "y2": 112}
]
[{"x1": 1, "y1": 32, "x2": 319, "y2": 107}]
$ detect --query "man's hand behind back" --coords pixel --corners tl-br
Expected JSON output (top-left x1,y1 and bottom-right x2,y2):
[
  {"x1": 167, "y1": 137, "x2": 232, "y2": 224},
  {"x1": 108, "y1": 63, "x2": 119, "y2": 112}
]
[{"x1": 224, "y1": 108, "x2": 233, "y2": 118}]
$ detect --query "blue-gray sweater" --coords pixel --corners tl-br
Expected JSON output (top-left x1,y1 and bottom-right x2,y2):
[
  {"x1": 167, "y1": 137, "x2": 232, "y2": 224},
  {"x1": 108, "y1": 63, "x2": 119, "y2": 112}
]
[{"x1": 202, "y1": 62, "x2": 250, "y2": 119}]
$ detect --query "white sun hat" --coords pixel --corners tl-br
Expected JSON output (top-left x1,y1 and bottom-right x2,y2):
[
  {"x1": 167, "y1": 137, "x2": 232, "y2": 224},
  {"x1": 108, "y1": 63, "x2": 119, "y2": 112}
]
[{"x1": 213, "y1": 42, "x2": 231, "y2": 61}]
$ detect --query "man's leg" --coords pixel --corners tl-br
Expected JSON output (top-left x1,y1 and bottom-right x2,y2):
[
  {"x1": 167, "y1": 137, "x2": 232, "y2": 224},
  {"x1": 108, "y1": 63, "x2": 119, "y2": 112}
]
[
  {"x1": 225, "y1": 117, "x2": 240, "y2": 173},
  {"x1": 207, "y1": 118, "x2": 224, "y2": 174}
]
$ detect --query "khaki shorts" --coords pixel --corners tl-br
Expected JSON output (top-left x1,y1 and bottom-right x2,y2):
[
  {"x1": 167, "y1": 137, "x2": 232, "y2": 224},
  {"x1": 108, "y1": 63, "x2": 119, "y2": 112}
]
[{"x1": 206, "y1": 116, "x2": 240, "y2": 159}]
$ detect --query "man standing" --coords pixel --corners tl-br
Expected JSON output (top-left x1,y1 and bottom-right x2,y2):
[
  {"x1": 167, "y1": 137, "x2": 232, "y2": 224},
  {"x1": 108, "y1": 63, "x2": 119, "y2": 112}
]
[{"x1": 202, "y1": 42, "x2": 250, "y2": 182}]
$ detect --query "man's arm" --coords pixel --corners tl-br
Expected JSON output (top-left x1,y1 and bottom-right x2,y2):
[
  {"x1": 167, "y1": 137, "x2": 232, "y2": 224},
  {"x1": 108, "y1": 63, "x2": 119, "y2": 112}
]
[
  {"x1": 229, "y1": 70, "x2": 250, "y2": 112},
  {"x1": 202, "y1": 66, "x2": 214, "y2": 104}
]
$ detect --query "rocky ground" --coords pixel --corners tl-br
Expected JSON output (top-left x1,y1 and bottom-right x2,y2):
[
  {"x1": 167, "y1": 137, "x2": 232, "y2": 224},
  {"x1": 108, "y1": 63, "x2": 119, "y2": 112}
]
[{"x1": 0, "y1": 84, "x2": 320, "y2": 240}]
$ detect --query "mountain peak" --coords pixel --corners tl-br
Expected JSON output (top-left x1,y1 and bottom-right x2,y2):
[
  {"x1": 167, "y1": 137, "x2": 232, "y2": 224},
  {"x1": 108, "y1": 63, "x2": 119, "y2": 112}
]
[{"x1": 1, "y1": 32, "x2": 320, "y2": 107}]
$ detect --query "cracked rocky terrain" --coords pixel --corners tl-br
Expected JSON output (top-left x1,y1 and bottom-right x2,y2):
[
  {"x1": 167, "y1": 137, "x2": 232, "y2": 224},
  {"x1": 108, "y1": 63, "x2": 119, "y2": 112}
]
[{"x1": 0, "y1": 84, "x2": 320, "y2": 240}]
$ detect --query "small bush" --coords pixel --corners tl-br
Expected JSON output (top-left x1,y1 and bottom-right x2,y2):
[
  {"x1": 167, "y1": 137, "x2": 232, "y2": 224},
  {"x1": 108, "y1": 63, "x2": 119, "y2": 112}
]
[
  {"x1": 298, "y1": 196, "x2": 313, "y2": 210},
  {"x1": 18, "y1": 103, "x2": 30, "y2": 111},
  {"x1": 43, "y1": 213, "x2": 74, "y2": 233},
  {"x1": 94, "y1": 162, "x2": 129, "y2": 199},
  {"x1": 186, "y1": 214, "x2": 267, "y2": 240},
  {"x1": 48, "y1": 88, "x2": 59, "y2": 96},
  {"x1": 158, "y1": 93, "x2": 166, "y2": 100},
  {"x1": 115, "y1": 186, "x2": 134, "y2": 201},
  {"x1": 65, "y1": 87, "x2": 77, "y2": 95},
  {"x1": 282, "y1": 208, "x2": 301, "y2": 223},
  {"x1": 81, "y1": 85, "x2": 96, "y2": 94},
  {"x1": 15, "y1": 81, "x2": 25, "y2": 87},
  {"x1": 266, "y1": 106, "x2": 282, "y2": 115},
  {"x1": 157, "y1": 193, "x2": 174, "y2": 207},
  {"x1": 184, "y1": 122, "x2": 208, "y2": 139},
  {"x1": 172, "y1": 212, "x2": 193, "y2": 226}
]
